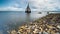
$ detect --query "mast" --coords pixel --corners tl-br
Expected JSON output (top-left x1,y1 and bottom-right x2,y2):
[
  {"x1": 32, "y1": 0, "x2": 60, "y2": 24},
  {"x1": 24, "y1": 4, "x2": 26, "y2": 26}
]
[{"x1": 25, "y1": 4, "x2": 31, "y2": 13}]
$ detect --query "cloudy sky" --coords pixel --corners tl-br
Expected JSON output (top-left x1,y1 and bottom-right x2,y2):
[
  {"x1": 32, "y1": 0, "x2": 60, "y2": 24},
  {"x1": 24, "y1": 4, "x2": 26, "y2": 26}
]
[{"x1": 0, "y1": 0, "x2": 60, "y2": 11}]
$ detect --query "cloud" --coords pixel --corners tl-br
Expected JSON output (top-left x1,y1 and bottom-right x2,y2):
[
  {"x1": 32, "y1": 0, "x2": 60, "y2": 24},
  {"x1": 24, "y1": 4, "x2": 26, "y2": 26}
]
[
  {"x1": 0, "y1": 6, "x2": 25, "y2": 11},
  {"x1": 0, "y1": 0, "x2": 60, "y2": 11},
  {"x1": 28, "y1": 0, "x2": 60, "y2": 11},
  {"x1": 0, "y1": 0, "x2": 27, "y2": 11}
]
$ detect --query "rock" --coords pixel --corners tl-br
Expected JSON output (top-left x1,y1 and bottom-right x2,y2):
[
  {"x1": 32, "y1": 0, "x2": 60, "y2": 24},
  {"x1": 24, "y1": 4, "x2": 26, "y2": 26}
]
[
  {"x1": 11, "y1": 30, "x2": 17, "y2": 34},
  {"x1": 57, "y1": 25, "x2": 60, "y2": 29},
  {"x1": 10, "y1": 14, "x2": 60, "y2": 34}
]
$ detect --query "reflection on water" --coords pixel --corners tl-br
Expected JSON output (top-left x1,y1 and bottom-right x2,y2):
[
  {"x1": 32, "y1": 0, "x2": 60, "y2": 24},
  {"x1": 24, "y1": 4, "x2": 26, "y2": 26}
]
[
  {"x1": 25, "y1": 13, "x2": 31, "y2": 22},
  {"x1": 0, "y1": 11, "x2": 47, "y2": 34}
]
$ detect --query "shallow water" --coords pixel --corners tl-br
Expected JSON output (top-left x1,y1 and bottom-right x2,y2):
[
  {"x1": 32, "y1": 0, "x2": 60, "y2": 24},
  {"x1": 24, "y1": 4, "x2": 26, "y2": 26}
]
[{"x1": 0, "y1": 11, "x2": 47, "y2": 34}]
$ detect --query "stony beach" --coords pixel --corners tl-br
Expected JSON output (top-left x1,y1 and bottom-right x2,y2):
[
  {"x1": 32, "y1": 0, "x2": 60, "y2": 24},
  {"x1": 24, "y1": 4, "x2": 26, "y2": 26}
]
[{"x1": 8, "y1": 14, "x2": 60, "y2": 34}]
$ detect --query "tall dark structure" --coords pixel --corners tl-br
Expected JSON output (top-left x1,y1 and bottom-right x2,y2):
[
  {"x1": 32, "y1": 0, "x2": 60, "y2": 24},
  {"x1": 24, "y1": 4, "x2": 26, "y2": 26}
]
[{"x1": 25, "y1": 4, "x2": 31, "y2": 13}]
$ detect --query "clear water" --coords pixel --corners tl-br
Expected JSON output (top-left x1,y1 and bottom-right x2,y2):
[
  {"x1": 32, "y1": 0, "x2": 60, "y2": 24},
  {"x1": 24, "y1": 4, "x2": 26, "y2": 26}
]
[{"x1": 0, "y1": 11, "x2": 47, "y2": 34}]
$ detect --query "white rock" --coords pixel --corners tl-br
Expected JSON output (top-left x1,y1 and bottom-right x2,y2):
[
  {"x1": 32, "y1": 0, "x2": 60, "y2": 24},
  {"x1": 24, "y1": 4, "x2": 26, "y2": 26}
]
[
  {"x1": 57, "y1": 25, "x2": 60, "y2": 29},
  {"x1": 33, "y1": 28, "x2": 39, "y2": 33},
  {"x1": 43, "y1": 31, "x2": 48, "y2": 34},
  {"x1": 39, "y1": 32, "x2": 41, "y2": 34},
  {"x1": 56, "y1": 32, "x2": 60, "y2": 34},
  {"x1": 17, "y1": 31, "x2": 21, "y2": 34}
]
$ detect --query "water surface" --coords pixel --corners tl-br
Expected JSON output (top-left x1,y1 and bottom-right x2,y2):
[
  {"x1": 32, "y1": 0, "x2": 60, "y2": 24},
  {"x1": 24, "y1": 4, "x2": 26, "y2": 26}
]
[{"x1": 0, "y1": 11, "x2": 47, "y2": 34}]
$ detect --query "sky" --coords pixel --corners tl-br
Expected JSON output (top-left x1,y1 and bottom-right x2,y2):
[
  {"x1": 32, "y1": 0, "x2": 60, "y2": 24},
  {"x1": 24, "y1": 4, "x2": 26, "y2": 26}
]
[{"x1": 0, "y1": 0, "x2": 60, "y2": 11}]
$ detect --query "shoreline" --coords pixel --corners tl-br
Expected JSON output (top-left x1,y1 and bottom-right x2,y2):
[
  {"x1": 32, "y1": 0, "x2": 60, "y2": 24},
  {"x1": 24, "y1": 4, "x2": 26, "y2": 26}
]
[{"x1": 8, "y1": 13, "x2": 60, "y2": 34}]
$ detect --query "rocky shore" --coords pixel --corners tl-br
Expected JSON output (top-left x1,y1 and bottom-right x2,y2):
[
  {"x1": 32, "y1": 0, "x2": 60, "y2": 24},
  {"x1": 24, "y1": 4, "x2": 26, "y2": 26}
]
[{"x1": 8, "y1": 14, "x2": 60, "y2": 34}]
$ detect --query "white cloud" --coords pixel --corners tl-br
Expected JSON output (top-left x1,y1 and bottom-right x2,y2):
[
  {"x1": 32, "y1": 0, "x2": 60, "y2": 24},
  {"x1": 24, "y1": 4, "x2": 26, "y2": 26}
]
[
  {"x1": 28, "y1": 0, "x2": 60, "y2": 11},
  {"x1": 0, "y1": 6, "x2": 25, "y2": 11},
  {"x1": 0, "y1": 0, "x2": 27, "y2": 11},
  {"x1": 0, "y1": 0, "x2": 60, "y2": 11}
]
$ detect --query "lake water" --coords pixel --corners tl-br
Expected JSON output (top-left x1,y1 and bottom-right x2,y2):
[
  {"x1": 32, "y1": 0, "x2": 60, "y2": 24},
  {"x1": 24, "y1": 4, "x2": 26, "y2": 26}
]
[{"x1": 0, "y1": 11, "x2": 47, "y2": 34}]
